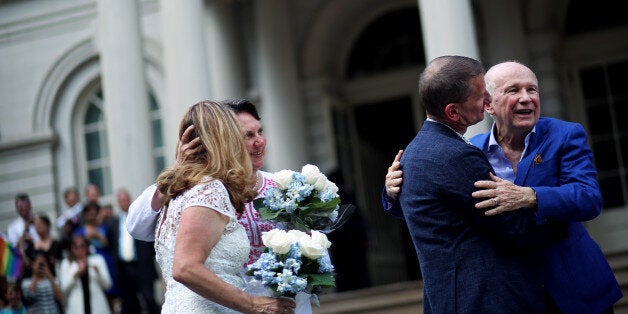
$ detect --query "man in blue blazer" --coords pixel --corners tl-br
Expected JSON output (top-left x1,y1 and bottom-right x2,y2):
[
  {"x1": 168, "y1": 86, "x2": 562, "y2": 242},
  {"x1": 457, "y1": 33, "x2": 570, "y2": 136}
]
[
  {"x1": 384, "y1": 61, "x2": 622, "y2": 313},
  {"x1": 470, "y1": 61, "x2": 621, "y2": 313},
  {"x1": 394, "y1": 56, "x2": 555, "y2": 313}
]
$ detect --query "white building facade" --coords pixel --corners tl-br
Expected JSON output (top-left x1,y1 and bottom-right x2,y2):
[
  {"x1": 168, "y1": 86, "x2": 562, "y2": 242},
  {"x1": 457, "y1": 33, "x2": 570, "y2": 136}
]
[{"x1": 1, "y1": 0, "x2": 628, "y2": 289}]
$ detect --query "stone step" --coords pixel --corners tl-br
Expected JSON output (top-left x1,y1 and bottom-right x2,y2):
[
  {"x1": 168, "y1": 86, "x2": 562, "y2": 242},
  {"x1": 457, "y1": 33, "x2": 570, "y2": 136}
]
[
  {"x1": 312, "y1": 249, "x2": 628, "y2": 313},
  {"x1": 607, "y1": 250, "x2": 628, "y2": 271},
  {"x1": 314, "y1": 281, "x2": 422, "y2": 314}
]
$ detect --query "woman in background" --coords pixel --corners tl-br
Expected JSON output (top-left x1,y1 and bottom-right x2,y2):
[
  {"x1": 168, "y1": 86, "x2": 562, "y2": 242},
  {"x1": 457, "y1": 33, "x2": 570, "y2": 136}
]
[
  {"x1": 59, "y1": 235, "x2": 111, "y2": 314},
  {"x1": 28, "y1": 216, "x2": 62, "y2": 275}
]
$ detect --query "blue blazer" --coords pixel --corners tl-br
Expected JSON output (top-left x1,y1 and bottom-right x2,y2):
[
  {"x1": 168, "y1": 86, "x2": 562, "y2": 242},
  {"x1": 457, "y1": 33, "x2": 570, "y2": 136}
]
[
  {"x1": 470, "y1": 117, "x2": 622, "y2": 313},
  {"x1": 398, "y1": 120, "x2": 551, "y2": 313}
]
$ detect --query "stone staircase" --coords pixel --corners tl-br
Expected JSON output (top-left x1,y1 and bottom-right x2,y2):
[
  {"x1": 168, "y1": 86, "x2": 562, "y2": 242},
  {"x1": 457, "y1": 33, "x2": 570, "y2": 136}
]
[
  {"x1": 313, "y1": 281, "x2": 422, "y2": 314},
  {"x1": 314, "y1": 250, "x2": 628, "y2": 313},
  {"x1": 607, "y1": 250, "x2": 628, "y2": 314}
]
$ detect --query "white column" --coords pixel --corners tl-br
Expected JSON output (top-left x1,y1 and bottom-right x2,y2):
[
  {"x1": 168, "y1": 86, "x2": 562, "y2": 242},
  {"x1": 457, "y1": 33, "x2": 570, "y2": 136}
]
[
  {"x1": 417, "y1": 0, "x2": 479, "y2": 60},
  {"x1": 529, "y1": 31, "x2": 563, "y2": 119},
  {"x1": 160, "y1": 0, "x2": 212, "y2": 165},
  {"x1": 205, "y1": 1, "x2": 246, "y2": 100},
  {"x1": 301, "y1": 77, "x2": 339, "y2": 173},
  {"x1": 417, "y1": 0, "x2": 490, "y2": 137},
  {"x1": 477, "y1": 0, "x2": 529, "y2": 65},
  {"x1": 97, "y1": 0, "x2": 155, "y2": 196},
  {"x1": 254, "y1": 0, "x2": 307, "y2": 172}
]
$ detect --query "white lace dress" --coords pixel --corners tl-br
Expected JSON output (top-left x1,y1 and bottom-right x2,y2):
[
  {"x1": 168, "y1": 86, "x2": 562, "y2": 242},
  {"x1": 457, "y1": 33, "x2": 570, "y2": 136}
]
[{"x1": 155, "y1": 179, "x2": 250, "y2": 313}]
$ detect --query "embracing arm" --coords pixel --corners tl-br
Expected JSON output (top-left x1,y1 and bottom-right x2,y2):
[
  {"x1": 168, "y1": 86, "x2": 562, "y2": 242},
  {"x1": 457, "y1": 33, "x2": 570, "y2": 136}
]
[
  {"x1": 127, "y1": 125, "x2": 204, "y2": 241},
  {"x1": 126, "y1": 184, "x2": 161, "y2": 241},
  {"x1": 381, "y1": 150, "x2": 405, "y2": 219},
  {"x1": 472, "y1": 124, "x2": 601, "y2": 223},
  {"x1": 472, "y1": 173, "x2": 537, "y2": 216},
  {"x1": 173, "y1": 206, "x2": 295, "y2": 314},
  {"x1": 443, "y1": 148, "x2": 544, "y2": 247}
]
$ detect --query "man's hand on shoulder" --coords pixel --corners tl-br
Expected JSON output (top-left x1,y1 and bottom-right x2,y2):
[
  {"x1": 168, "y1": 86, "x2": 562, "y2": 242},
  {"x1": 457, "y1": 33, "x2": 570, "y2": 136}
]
[
  {"x1": 472, "y1": 173, "x2": 537, "y2": 216},
  {"x1": 385, "y1": 150, "x2": 404, "y2": 202}
]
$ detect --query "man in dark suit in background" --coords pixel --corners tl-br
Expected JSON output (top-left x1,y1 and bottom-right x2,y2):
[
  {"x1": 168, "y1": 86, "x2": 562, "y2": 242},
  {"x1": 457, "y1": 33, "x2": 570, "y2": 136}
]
[
  {"x1": 107, "y1": 189, "x2": 160, "y2": 314},
  {"x1": 396, "y1": 56, "x2": 554, "y2": 313}
]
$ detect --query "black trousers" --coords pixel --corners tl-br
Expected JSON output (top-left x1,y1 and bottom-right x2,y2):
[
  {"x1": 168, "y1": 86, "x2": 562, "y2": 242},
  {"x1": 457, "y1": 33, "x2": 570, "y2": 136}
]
[{"x1": 117, "y1": 261, "x2": 160, "y2": 314}]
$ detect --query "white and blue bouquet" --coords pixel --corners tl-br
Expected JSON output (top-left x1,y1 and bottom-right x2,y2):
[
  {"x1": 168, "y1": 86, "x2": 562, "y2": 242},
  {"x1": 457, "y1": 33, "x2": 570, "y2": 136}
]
[
  {"x1": 246, "y1": 229, "x2": 335, "y2": 298},
  {"x1": 254, "y1": 164, "x2": 353, "y2": 232}
]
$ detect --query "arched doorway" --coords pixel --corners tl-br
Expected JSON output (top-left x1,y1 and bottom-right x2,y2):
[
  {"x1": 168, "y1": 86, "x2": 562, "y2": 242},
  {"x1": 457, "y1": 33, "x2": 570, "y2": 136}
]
[{"x1": 302, "y1": 3, "x2": 427, "y2": 287}]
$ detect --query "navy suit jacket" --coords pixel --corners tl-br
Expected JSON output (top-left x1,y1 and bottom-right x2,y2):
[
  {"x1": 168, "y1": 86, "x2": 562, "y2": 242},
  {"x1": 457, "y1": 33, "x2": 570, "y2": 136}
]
[
  {"x1": 105, "y1": 214, "x2": 158, "y2": 283},
  {"x1": 398, "y1": 120, "x2": 550, "y2": 313},
  {"x1": 470, "y1": 117, "x2": 622, "y2": 313}
]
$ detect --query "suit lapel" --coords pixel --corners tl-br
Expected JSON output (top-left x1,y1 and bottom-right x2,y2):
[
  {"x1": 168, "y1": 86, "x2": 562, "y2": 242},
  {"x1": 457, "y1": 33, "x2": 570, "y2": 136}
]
[{"x1": 515, "y1": 120, "x2": 548, "y2": 185}]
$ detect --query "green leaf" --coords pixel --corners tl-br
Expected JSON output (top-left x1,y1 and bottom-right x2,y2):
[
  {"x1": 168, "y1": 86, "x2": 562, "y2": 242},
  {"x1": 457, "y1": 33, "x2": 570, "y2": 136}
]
[
  {"x1": 307, "y1": 273, "x2": 336, "y2": 288},
  {"x1": 299, "y1": 198, "x2": 340, "y2": 215},
  {"x1": 257, "y1": 207, "x2": 283, "y2": 220},
  {"x1": 290, "y1": 216, "x2": 310, "y2": 232}
]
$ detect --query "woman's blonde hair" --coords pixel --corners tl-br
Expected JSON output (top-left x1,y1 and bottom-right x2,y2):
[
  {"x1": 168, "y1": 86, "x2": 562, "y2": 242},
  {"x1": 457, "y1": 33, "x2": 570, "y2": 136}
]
[{"x1": 156, "y1": 100, "x2": 256, "y2": 213}]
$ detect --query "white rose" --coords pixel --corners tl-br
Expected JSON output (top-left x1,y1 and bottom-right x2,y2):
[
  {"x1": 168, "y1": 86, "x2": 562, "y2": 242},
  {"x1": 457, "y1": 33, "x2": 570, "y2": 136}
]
[
  {"x1": 273, "y1": 170, "x2": 294, "y2": 190},
  {"x1": 261, "y1": 229, "x2": 292, "y2": 254},
  {"x1": 287, "y1": 230, "x2": 308, "y2": 242},
  {"x1": 310, "y1": 230, "x2": 332, "y2": 250},
  {"x1": 261, "y1": 229, "x2": 281, "y2": 246},
  {"x1": 313, "y1": 173, "x2": 328, "y2": 192},
  {"x1": 298, "y1": 236, "x2": 326, "y2": 259},
  {"x1": 325, "y1": 180, "x2": 339, "y2": 196},
  {"x1": 301, "y1": 164, "x2": 321, "y2": 185}
]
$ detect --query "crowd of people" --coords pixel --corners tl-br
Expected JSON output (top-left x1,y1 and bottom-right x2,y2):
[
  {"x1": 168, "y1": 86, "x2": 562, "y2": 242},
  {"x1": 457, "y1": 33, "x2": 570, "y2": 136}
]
[{"x1": 1, "y1": 185, "x2": 159, "y2": 314}]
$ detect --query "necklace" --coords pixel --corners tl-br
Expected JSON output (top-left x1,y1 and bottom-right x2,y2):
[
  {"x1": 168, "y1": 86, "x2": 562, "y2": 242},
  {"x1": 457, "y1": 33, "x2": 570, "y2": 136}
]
[{"x1": 253, "y1": 171, "x2": 262, "y2": 191}]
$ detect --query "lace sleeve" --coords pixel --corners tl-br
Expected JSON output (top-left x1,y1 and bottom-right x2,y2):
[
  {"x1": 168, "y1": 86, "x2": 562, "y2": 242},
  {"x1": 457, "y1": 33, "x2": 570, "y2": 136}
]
[{"x1": 183, "y1": 180, "x2": 237, "y2": 223}]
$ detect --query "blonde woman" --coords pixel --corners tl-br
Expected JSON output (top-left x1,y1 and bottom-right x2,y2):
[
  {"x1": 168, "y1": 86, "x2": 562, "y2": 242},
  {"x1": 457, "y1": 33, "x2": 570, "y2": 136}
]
[
  {"x1": 128, "y1": 99, "x2": 277, "y2": 265},
  {"x1": 154, "y1": 101, "x2": 295, "y2": 314}
]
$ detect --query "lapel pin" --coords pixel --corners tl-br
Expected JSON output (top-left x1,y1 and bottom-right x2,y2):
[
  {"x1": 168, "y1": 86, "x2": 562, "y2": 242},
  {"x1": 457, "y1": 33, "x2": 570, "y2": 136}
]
[{"x1": 534, "y1": 154, "x2": 543, "y2": 165}]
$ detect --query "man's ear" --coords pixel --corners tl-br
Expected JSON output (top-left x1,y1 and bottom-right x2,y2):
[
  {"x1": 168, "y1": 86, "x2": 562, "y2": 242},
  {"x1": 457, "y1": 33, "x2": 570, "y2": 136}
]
[
  {"x1": 484, "y1": 101, "x2": 494, "y2": 115},
  {"x1": 444, "y1": 103, "x2": 458, "y2": 121}
]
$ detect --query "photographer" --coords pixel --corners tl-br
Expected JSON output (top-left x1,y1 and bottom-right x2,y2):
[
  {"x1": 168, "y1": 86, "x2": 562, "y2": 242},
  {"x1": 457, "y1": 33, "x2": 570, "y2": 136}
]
[{"x1": 21, "y1": 251, "x2": 63, "y2": 314}]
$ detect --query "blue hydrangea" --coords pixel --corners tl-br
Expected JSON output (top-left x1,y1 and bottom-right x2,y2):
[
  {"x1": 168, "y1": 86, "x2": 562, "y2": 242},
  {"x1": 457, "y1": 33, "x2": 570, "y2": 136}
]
[
  {"x1": 253, "y1": 269, "x2": 279, "y2": 285},
  {"x1": 247, "y1": 230, "x2": 336, "y2": 297},
  {"x1": 318, "y1": 254, "x2": 335, "y2": 273},
  {"x1": 286, "y1": 173, "x2": 314, "y2": 202},
  {"x1": 263, "y1": 187, "x2": 285, "y2": 211},
  {"x1": 284, "y1": 257, "x2": 301, "y2": 274},
  {"x1": 280, "y1": 199, "x2": 298, "y2": 213},
  {"x1": 328, "y1": 208, "x2": 339, "y2": 222},
  {"x1": 275, "y1": 268, "x2": 308, "y2": 294},
  {"x1": 248, "y1": 252, "x2": 282, "y2": 272},
  {"x1": 263, "y1": 188, "x2": 297, "y2": 213},
  {"x1": 318, "y1": 189, "x2": 336, "y2": 202},
  {"x1": 287, "y1": 243, "x2": 302, "y2": 260}
]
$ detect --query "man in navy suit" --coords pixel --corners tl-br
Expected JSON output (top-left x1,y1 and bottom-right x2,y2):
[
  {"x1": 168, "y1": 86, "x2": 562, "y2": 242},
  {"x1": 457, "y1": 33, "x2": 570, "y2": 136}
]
[
  {"x1": 393, "y1": 56, "x2": 555, "y2": 313},
  {"x1": 384, "y1": 61, "x2": 622, "y2": 313}
]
